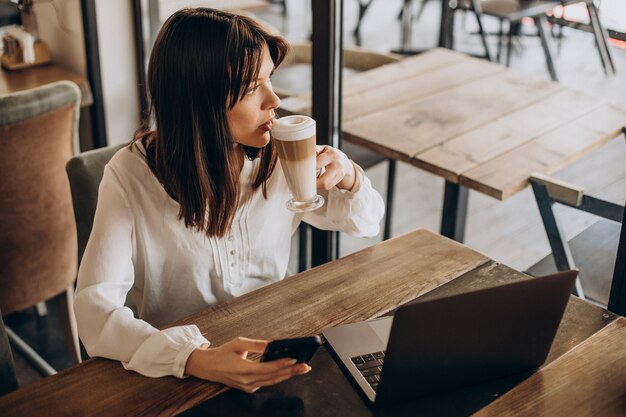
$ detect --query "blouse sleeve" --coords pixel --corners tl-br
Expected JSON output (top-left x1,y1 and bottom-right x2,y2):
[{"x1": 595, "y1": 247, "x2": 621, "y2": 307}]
[
  {"x1": 302, "y1": 162, "x2": 385, "y2": 237},
  {"x1": 74, "y1": 164, "x2": 209, "y2": 378}
]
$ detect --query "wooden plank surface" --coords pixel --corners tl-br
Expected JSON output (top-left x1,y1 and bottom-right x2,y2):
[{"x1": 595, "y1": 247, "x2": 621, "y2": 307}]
[
  {"x1": 341, "y1": 56, "x2": 503, "y2": 121},
  {"x1": 460, "y1": 104, "x2": 626, "y2": 199},
  {"x1": 415, "y1": 88, "x2": 607, "y2": 183},
  {"x1": 341, "y1": 47, "x2": 467, "y2": 97},
  {"x1": 277, "y1": 48, "x2": 473, "y2": 119},
  {"x1": 473, "y1": 317, "x2": 626, "y2": 417},
  {"x1": 342, "y1": 70, "x2": 559, "y2": 164},
  {"x1": 0, "y1": 229, "x2": 490, "y2": 417},
  {"x1": 0, "y1": 64, "x2": 93, "y2": 107}
]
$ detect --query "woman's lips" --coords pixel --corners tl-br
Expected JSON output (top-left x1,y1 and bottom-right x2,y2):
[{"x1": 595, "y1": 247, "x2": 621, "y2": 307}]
[{"x1": 258, "y1": 120, "x2": 273, "y2": 132}]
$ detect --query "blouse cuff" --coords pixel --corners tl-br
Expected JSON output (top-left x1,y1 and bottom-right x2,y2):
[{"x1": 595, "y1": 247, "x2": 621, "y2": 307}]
[
  {"x1": 123, "y1": 325, "x2": 210, "y2": 379},
  {"x1": 173, "y1": 331, "x2": 211, "y2": 379}
]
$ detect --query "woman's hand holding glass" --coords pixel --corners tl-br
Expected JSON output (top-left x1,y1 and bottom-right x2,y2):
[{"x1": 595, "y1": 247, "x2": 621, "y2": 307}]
[
  {"x1": 184, "y1": 337, "x2": 311, "y2": 393},
  {"x1": 315, "y1": 145, "x2": 356, "y2": 191}
]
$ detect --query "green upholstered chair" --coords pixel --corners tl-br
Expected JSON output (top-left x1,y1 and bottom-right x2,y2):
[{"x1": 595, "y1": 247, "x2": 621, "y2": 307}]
[{"x1": 66, "y1": 144, "x2": 126, "y2": 265}]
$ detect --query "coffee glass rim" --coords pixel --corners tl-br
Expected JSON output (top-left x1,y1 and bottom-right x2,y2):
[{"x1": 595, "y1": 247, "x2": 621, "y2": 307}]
[{"x1": 272, "y1": 115, "x2": 316, "y2": 142}]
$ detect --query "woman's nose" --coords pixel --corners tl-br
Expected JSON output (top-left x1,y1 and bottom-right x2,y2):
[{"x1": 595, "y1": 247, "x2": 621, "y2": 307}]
[{"x1": 265, "y1": 88, "x2": 281, "y2": 111}]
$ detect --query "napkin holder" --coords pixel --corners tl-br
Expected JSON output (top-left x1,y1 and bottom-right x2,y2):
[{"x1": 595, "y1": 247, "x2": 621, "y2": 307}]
[{"x1": 1, "y1": 28, "x2": 51, "y2": 70}]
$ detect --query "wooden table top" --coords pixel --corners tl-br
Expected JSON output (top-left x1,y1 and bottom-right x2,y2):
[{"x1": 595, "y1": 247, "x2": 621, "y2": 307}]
[
  {"x1": 474, "y1": 316, "x2": 626, "y2": 417},
  {"x1": 0, "y1": 229, "x2": 617, "y2": 416},
  {"x1": 182, "y1": 264, "x2": 617, "y2": 417},
  {"x1": 279, "y1": 48, "x2": 626, "y2": 200},
  {"x1": 0, "y1": 229, "x2": 490, "y2": 416},
  {"x1": 0, "y1": 63, "x2": 93, "y2": 107}
]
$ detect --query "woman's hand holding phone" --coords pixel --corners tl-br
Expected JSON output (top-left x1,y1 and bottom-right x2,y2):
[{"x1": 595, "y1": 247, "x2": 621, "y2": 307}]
[{"x1": 184, "y1": 337, "x2": 311, "y2": 393}]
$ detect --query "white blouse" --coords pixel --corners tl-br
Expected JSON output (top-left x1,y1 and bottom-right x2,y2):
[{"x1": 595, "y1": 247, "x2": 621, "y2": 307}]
[{"x1": 74, "y1": 143, "x2": 384, "y2": 378}]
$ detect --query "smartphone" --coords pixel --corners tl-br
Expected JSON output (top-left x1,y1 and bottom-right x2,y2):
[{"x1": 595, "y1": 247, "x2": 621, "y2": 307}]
[{"x1": 261, "y1": 336, "x2": 322, "y2": 364}]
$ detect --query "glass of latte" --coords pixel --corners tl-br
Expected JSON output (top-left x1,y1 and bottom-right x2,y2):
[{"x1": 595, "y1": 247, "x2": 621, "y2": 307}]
[{"x1": 271, "y1": 115, "x2": 325, "y2": 212}]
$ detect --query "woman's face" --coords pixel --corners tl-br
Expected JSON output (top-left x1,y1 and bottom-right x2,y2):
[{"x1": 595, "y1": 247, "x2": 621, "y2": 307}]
[{"x1": 227, "y1": 45, "x2": 280, "y2": 148}]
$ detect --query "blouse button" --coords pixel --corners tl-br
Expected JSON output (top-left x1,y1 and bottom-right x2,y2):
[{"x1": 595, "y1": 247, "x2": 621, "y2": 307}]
[
  {"x1": 230, "y1": 263, "x2": 236, "y2": 268},
  {"x1": 230, "y1": 250, "x2": 236, "y2": 255},
  {"x1": 228, "y1": 236, "x2": 233, "y2": 241}
]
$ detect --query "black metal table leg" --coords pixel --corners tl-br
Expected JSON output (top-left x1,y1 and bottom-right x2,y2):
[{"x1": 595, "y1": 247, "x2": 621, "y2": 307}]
[
  {"x1": 298, "y1": 223, "x2": 308, "y2": 272},
  {"x1": 383, "y1": 159, "x2": 397, "y2": 241},
  {"x1": 440, "y1": 180, "x2": 469, "y2": 242}
]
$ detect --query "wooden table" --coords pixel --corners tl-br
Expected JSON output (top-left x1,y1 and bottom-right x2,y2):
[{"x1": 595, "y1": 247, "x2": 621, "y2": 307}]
[
  {"x1": 0, "y1": 229, "x2": 618, "y2": 416},
  {"x1": 474, "y1": 316, "x2": 626, "y2": 417},
  {"x1": 279, "y1": 48, "x2": 626, "y2": 241},
  {"x1": 0, "y1": 64, "x2": 92, "y2": 107}
]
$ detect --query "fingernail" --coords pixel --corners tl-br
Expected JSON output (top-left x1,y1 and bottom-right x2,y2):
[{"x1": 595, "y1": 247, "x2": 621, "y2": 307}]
[{"x1": 286, "y1": 359, "x2": 297, "y2": 366}]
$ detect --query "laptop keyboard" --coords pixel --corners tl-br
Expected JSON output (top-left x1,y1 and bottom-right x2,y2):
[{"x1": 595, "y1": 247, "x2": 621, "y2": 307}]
[{"x1": 350, "y1": 350, "x2": 385, "y2": 391}]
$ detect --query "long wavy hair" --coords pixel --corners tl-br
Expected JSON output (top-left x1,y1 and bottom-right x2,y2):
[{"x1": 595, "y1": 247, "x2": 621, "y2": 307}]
[{"x1": 132, "y1": 8, "x2": 289, "y2": 237}]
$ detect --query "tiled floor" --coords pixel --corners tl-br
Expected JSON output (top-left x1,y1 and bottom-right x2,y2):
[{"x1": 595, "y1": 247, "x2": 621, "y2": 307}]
[{"x1": 8, "y1": 0, "x2": 626, "y2": 389}]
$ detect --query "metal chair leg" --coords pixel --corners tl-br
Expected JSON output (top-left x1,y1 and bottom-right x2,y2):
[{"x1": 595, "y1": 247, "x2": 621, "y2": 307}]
[
  {"x1": 587, "y1": 0, "x2": 616, "y2": 75},
  {"x1": 497, "y1": 18, "x2": 504, "y2": 63},
  {"x1": 470, "y1": 0, "x2": 492, "y2": 61},
  {"x1": 6, "y1": 326, "x2": 57, "y2": 377},
  {"x1": 354, "y1": 0, "x2": 374, "y2": 37},
  {"x1": 506, "y1": 21, "x2": 516, "y2": 67},
  {"x1": 531, "y1": 182, "x2": 585, "y2": 298},
  {"x1": 535, "y1": 15, "x2": 559, "y2": 81}
]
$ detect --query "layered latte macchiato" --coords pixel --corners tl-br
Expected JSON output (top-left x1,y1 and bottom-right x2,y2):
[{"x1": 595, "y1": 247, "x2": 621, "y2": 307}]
[{"x1": 272, "y1": 116, "x2": 324, "y2": 212}]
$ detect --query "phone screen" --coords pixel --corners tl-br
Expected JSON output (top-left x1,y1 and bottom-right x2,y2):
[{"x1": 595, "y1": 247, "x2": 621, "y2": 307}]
[{"x1": 261, "y1": 336, "x2": 322, "y2": 364}]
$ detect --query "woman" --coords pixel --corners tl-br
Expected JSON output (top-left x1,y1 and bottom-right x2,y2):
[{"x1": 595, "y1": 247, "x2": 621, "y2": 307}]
[{"x1": 75, "y1": 8, "x2": 384, "y2": 393}]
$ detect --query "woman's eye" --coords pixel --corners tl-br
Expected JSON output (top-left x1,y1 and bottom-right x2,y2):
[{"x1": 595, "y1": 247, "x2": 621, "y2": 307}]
[{"x1": 247, "y1": 84, "x2": 260, "y2": 95}]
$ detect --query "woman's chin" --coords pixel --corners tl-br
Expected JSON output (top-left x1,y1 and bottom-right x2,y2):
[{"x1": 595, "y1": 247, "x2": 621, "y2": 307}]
[
  {"x1": 254, "y1": 132, "x2": 271, "y2": 148},
  {"x1": 239, "y1": 132, "x2": 271, "y2": 148}
]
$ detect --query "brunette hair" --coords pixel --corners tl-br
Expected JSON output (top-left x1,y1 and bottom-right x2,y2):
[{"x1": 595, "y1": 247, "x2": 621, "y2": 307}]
[{"x1": 132, "y1": 8, "x2": 289, "y2": 237}]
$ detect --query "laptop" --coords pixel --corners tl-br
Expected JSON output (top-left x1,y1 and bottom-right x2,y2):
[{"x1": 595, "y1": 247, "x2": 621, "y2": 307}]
[{"x1": 322, "y1": 270, "x2": 577, "y2": 406}]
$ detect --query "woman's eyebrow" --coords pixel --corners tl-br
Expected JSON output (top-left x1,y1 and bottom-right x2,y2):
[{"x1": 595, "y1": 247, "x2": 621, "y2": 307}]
[{"x1": 253, "y1": 70, "x2": 275, "y2": 81}]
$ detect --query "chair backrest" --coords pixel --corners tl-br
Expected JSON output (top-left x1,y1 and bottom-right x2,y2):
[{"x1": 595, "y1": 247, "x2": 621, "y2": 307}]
[
  {"x1": 530, "y1": 173, "x2": 626, "y2": 315},
  {"x1": 0, "y1": 309, "x2": 18, "y2": 396},
  {"x1": 66, "y1": 144, "x2": 125, "y2": 265},
  {"x1": 0, "y1": 81, "x2": 81, "y2": 315}
]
